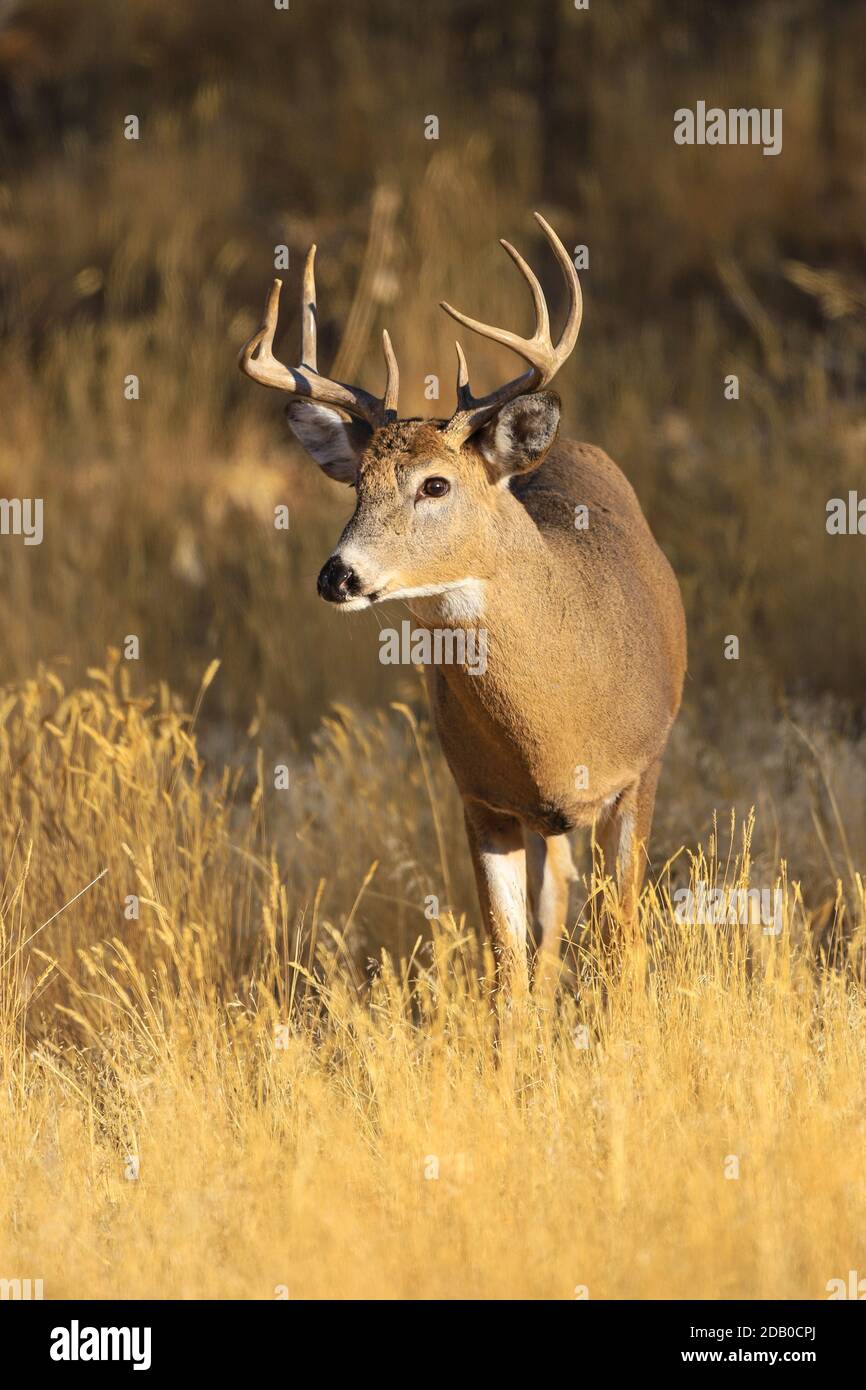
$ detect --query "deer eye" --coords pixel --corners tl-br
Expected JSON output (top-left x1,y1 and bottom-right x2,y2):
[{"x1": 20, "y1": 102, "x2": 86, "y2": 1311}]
[{"x1": 418, "y1": 477, "x2": 450, "y2": 499}]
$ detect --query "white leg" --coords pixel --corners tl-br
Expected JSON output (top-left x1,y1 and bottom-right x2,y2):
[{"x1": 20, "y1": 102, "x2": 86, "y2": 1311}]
[
  {"x1": 525, "y1": 830, "x2": 576, "y2": 958},
  {"x1": 464, "y1": 802, "x2": 528, "y2": 993}
]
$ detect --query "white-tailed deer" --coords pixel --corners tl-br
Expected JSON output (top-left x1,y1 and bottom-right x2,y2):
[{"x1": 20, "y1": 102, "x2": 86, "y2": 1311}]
[{"x1": 239, "y1": 214, "x2": 686, "y2": 991}]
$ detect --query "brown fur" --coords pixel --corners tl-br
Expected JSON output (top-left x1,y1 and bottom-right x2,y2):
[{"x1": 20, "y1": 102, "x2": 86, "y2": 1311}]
[
  {"x1": 328, "y1": 418, "x2": 687, "y2": 990},
  {"x1": 422, "y1": 438, "x2": 685, "y2": 833}
]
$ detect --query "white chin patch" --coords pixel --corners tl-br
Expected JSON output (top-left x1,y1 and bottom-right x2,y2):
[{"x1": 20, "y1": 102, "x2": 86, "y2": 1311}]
[{"x1": 336, "y1": 594, "x2": 372, "y2": 612}]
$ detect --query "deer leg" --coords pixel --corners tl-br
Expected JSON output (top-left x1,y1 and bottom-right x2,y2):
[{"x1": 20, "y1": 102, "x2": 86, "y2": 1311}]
[
  {"x1": 594, "y1": 761, "x2": 661, "y2": 925},
  {"x1": 525, "y1": 830, "x2": 576, "y2": 963},
  {"x1": 463, "y1": 801, "x2": 528, "y2": 995}
]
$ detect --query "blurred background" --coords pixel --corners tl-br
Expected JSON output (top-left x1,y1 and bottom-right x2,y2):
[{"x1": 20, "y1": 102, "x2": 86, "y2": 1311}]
[{"x1": 1, "y1": 0, "x2": 865, "y2": 940}]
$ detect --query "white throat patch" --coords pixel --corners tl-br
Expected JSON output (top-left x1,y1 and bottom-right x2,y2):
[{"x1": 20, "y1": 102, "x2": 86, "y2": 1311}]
[{"x1": 404, "y1": 579, "x2": 486, "y2": 624}]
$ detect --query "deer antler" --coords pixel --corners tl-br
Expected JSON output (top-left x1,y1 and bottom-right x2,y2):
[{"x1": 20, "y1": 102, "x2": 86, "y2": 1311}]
[
  {"x1": 440, "y1": 212, "x2": 582, "y2": 442},
  {"x1": 238, "y1": 246, "x2": 399, "y2": 429}
]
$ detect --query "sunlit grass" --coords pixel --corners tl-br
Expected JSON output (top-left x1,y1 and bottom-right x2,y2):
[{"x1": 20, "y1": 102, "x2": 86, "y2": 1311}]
[{"x1": 1, "y1": 664, "x2": 865, "y2": 1299}]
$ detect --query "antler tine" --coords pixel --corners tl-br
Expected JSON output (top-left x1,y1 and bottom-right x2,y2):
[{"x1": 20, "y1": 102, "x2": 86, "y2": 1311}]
[
  {"x1": 381, "y1": 329, "x2": 399, "y2": 420},
  {"x1": 301, "y1": 244, "x2": 318, "y2": 370},
  {"x1": 454, "y1": 341, "x2": 472, "y2": 410},
  {"x1": 237, "y1": 277, "x2": 286, "y2": 381},
  {"x1": 442, "y1": 237, "x2": 550, "y2": 366},
  {"x1": 534, "y1": 211, "x2": 582, "y2": 364},
  {"x1": 441, "y1": 212, "x2": 582, "y2": 440},
  {"x1": 500, "y1": 237, "x2": 550, "y2": 345},
  {"x1": 238, "y1": 245, "x2": 399, "y2": 429}
]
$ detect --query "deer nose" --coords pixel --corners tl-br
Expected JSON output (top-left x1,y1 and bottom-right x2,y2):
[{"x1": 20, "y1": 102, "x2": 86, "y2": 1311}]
[{"x1": 317, "y1": 555, "x2": 358, "y2": 603}]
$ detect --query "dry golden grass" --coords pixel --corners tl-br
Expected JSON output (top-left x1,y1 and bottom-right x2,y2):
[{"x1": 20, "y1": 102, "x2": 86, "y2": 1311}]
[
  {"x1": 3, "y1": 0, "x2": 866, "y2": 1303},
  {"x1": 2, "y1": 662, "x2": 865, "y2": 1300}
]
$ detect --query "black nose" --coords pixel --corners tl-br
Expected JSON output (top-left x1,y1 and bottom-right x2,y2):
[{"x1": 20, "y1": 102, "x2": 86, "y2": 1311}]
[{"x1": 317, "y1": 555, "x2": 358, "y2": 603}]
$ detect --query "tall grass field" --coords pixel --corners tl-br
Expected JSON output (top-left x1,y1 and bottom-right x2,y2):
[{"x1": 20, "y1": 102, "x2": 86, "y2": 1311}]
[{"x1": 1, "y1": 0, "x2": 865, "y2": 1304}]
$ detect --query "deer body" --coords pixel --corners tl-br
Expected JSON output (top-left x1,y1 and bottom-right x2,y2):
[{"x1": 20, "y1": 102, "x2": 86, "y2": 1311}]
[
  {"x1": 414, "y1": 438, "x2": 685, "y2": 835},
  {"x1": 239, "y1": 214, "x2": 686, "y2": 989}
]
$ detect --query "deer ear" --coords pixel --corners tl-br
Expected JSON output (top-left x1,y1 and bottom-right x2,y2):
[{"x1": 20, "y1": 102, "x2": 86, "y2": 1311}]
[
  {"x1": 285, "y1": 401, "x2": 369, "y2": 485},
  {"x1": 476, "y1": 391, "x2": 561, "y2": 480}
]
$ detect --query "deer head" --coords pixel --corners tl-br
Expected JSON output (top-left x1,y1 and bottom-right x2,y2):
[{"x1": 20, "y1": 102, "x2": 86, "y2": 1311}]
[{"x1": 238, "y1": 214, "x2": 582, "y2": 609}]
